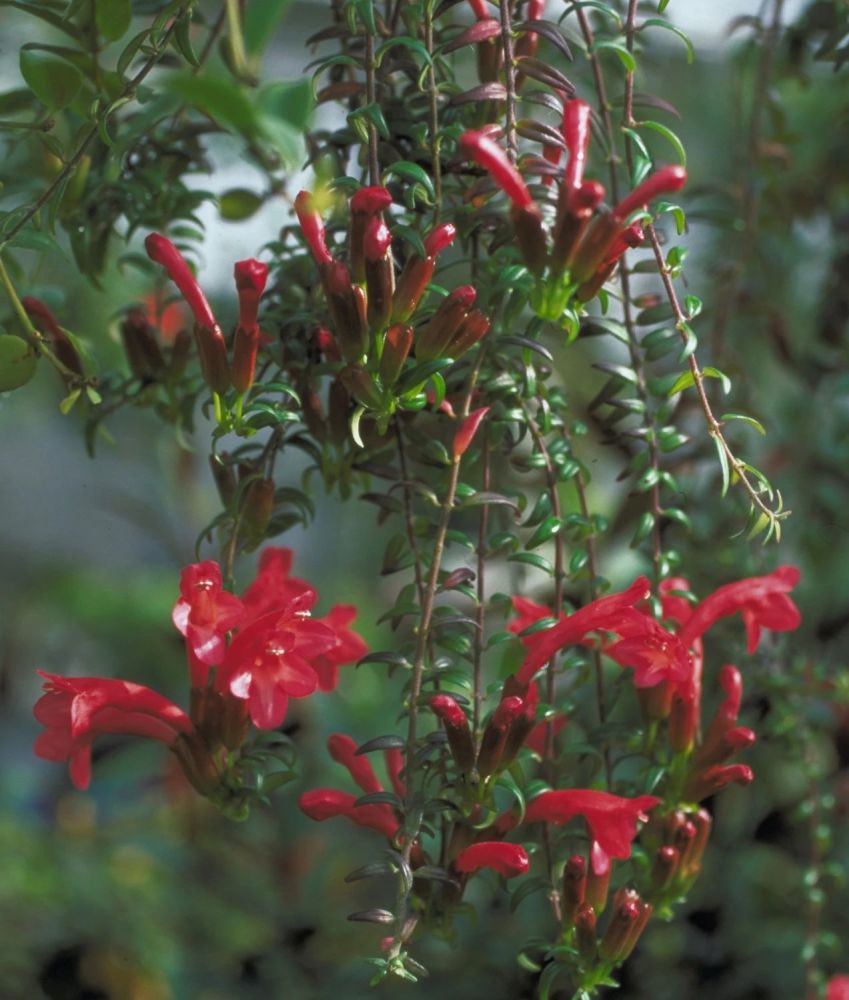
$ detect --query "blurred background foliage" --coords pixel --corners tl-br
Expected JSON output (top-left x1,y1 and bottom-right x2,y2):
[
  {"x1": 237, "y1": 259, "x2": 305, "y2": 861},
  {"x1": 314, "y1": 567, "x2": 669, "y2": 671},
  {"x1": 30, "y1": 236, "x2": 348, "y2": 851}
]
[{"x1": 1, "y1": 0, "x2": 849, "y2": 997}]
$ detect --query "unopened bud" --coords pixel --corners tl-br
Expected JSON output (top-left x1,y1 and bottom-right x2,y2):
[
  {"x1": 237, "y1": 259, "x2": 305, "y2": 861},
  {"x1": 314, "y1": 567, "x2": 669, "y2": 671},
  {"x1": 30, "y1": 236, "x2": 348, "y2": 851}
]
[
  {"x1": 511, "y1": 204, "x2": 548, "y2": 275},
  {"x1": 562, "y1": 854, "x2": 587, "y2": 927},
  {"x1": 575, "y1": 904, "x2": 597, "y2": 964},
  {"x1": 168, "y1": 328, "x2": 192, "y2": 378},
  {"x1": 209, "y1": 453, "x2": 237, "y2": 507},
  {"x1": 430, "y1": 694, "x2": 475, "y2": 772},
  {"x1": 416, "y1": 286, "x2": 476, "y2": 361},
  {"x1": 231, "y1": 324, "x2": 261, "y2": 394},
  {"x1": 364, "y1": 216, "x2": 394, "y2": 331},
  {"x1": 239, "y1": 477, "x2": 275, "y2": 549},
  {"x1": 120, "y1": 307, "x2": 165, "y2": 380},
  {"x1": 379, "y1": 323, "x2": 413, "y2": 385},
  {"x1": 477, "y1": 694, "x2": 523, "y2": 777},
  {"x1": 585, "y1": 862, "x2": 611, "y2": 914},
  {"x1": 448, "y1": 309, "x2": 491, "y2": 357},
  {"x1": 650, "y1": 845, "x2": 680, "y2": 892}
]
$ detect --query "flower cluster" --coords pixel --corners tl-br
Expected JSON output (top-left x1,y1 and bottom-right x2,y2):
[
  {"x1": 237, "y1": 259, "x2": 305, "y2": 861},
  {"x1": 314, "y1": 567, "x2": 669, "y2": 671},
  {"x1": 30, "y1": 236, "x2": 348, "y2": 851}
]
[
  {"x1": 460, "y1": 106, "x2": 687, "y2": 321},
  {"x1": 33, "y1": 547, "x2": 367, "y2": 802},
  {"x1": 144, "y1": 234, "x2": 270, "y2": 397},
  {"x1": 295, "y1": 186, "x2": 490, "y2": 422}
]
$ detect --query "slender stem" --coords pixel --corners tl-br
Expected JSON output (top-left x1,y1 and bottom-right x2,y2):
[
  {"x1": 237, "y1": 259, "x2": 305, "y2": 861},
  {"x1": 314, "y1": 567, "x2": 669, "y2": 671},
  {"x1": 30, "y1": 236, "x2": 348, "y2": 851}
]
[
  {"x1": 472, "y1": 437, "x2": 490, "y2": 734},
  {"x1": 575, "y1": 8, "x2": 621, "y2": 199},
  {"x1": 497, "y1": 0, "x2": 519, "y2": 156},
  {"x1": 365, "y1": 30, "x2": 380, "y2": 185},
  {"x1": 394, "y1": 417, "x2": 426, "y2": 610},
  {"x1": 424, "y1": 0, "x2": 442, "y2": 218},
  {"x1": 646, "y1": 226, "x2": 780, "y2": 523},
  {"x1": 0, "y1": 9, "x2": 187, "y2": 251}
]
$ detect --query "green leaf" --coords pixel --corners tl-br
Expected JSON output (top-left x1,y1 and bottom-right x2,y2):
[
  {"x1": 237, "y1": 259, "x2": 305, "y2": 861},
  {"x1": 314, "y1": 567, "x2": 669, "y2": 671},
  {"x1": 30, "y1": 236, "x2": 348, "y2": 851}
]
[
  {"x1": 20, "y1": 47, "x2": 83, "y2": 111},
  {"x1": 641, "y1": 17, "x2": 695, "y2": 63},
  {"x1": 0, "y1": 334, "x2": 37, "y2": 391},
  {"x1": 712, "y1": 434, "x2": 730, "y2": 497},
  {"x1": 257, "y1": 78, "x2": 313, "y2": 132},
  {"x1": 638, "y1": 118, "x2": 687, "y2": 166},
  {"x1": 526, "y1": 515, "x2": 562, "y2": 549},
  {"x1": 721, "y1": 412, "x2": 766, "y2": 435},
  {"x1": 508, "y1": 551, "x2": 554, "y2": 575},
  {"x1": 244, "y1": 0, "x2": 293, "y2": 54},
  {"x1": 219, "y1": 188, "x2": 263, "y2": 222},
  {"x1": 593, "y1": 39, "x2": 636, "y2": 72},
  {"x1": 667, "y1": 366, "x2": 731, "y2": 397},
  {"x1": 381, "y1": 161, "x2": 436, "y2": 204},
  {"x1": 163, "y1": 71, "x2": 259, "y2": 135},
  {"x1": 96, "y1": 0, "x2": 132, "y2": 41}
]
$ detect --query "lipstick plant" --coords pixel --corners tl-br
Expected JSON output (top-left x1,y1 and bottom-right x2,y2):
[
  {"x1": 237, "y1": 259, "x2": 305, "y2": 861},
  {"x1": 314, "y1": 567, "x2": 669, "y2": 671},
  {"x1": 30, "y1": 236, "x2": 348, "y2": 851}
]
[{"x1": 0, "y1": 0, "x2": 836, "y2": 996}]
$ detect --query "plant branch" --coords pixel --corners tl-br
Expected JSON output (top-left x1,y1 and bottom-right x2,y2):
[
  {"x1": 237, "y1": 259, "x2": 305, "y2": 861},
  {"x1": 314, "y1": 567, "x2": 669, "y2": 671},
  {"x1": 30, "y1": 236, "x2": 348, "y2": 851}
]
[{"x1": 498, "y1": 0, "x2": 519, "y2": 156}]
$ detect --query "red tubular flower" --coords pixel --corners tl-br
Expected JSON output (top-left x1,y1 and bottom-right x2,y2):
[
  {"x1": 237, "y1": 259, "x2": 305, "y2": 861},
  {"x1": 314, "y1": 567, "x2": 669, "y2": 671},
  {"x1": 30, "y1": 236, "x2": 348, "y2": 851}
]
[
  {"x1": 562, "y1": 99, "x2": 592, "y2": 199},
  {"x1": 234, "y1": 258, "x2": 269, "y2": 330},
  {"x1": 298, "y1": 788, "x2": 399, "y2": 839},
  {"x1": 172, "y1": 561, "x2": 245, "y2": 685},
  {"x1": 241, "y1": 547, "x2": 317, "y2": 621},
  {"x1": 679, "y1": 565, "x2": 801, "y2": 654},
  {"x1": 685, "y1": 763, "x2": 754, "y2": 801},
  {"x1": 350, "y1": 185, "x2": 392, "y2": 284},
  {"x1": 364, "y1": 215, "x2": 394, "y2": 330},
  {"x1": 827, "y1": 977, "x2": 849, "y2": 1000},
  {"x1": 294, "y1": 190, "x2": 334, "y2": 267},
  {"x1": 21, "y1": 296, "x2": 84, "y2": 376},
  {"x1": 508, "y1": 594, "x2": 557, "y2": 638},
  {"x1": 604, "y1": 615, "x2": 694, "y2": 692},
  {"x1": 391, "y1": 224, "x2": 457, "y2": 324},
  {"x1": 454, "y1": 841, "x2": 529, "y2": 878},
  {"x1": 328, "y1": 733, "x2": 383, "y2": 794},
  {"x1": 34, "y1": 672, "x2": 193, "y2": 790},
  {"x1": 216, "y1": 595, "x2": 338, "y2": 728},
  {"x1": 522, "y1": 789, "x2": 661, "y2": 875},
  {"x1": 524, "y1": 714, "x2": 568, "y2": 756},
  {"x1": 144, "y1": 234, "x2": 217, "y2": 331},
  {"x1": 309, "y1": 604, "x2": 368, "y2": 692},
  {"x1": 431, "y1": 694, "x2": 476, "y2": 771},
  {"x1": 611, "y1": 164, "x2": 688, "y2": 222},
  {"x1": 460, "y1": 131, "x2": 534, "y2": 210},
  {"x1": 517, "y1": 576, "x2": 651, "y2": 683},
  {"x1": 453, "y1": 406, "x2": 490, "y2": 460}
]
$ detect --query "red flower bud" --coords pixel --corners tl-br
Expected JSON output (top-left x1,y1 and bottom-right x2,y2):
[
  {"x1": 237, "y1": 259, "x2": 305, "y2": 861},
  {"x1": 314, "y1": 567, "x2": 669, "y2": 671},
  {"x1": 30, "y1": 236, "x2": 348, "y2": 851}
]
[
  {"x1": 364, "y1": 216, "x2": 394, "y2": 330},
  {"x1": 431, "y1": 694, "x2": 476, "y2": 772},
  {"x1": 453, "y1": 405, "x2": 490, "y2": 461},
  {"x1": 449, "y1": 309, "x2": 491, "y2": 357},
  {"x1": 232, "y1": 324, "x2": 262, "y2": 394},
  {"x1": 144, "y1": 234, "x2": 217, "y2": 331},
  {"x1": 511, "y1": 203, "x2": 548, "y2": 274},
  {"x1": 600, "y1": 890, "x2": 643, "y2": 963},
  {"x1": 563, "y1": 99, "x2": 593, "y2": 195},
  {"x1": 651, "y1": 845, "x2": 680, "y2": 892},
  {"x1": 295, "y1": 190, "x2": 334, "y2": 267},
  {"x1": 120, "y1": 307, "x2": 165, "y2": 380},
  {"x1": 460, "y1": 131, "x2": 534, "y2": 210},
  {"x1": 686, "y1": 763, "x2": 754, "y2": 801},
  {"x1": 612, "y1": 164, "x2": 687, "y2": 222},
  {"x1": 379, "y1": 323, "x2": 413, "y2": 385},
  {"x1": 562, "y1": 854, "x2": 587, "y2": 926},
  {"x1": 392, "y1": 256, "x2": 434, "y2": 323},
  {"x1": 424, "y1": 222, "x2": 457, "y2": 257},
  {"x1": 416, "y1": 286, "x2": 476, "y2": 362},
  {"x1": 350, "y1": 185, "x2": 392, "y2": 216},
  {"x1": 23, "y1": 296, "x2": 84, "y2": 377},
  {"x1": 455, "y1": 841, "x2": 529, "y2": 878},
  {"x1": 575, "y1": 904, "x2": 597, "y2": 963},
  {"x1": 234, "y1": 258, "x2": 269, "y2": 330}
]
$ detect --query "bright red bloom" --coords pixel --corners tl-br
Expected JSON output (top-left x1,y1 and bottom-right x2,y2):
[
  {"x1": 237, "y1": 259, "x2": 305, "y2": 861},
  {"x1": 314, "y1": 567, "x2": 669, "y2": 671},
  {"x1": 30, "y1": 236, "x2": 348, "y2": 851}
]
[
  {"x1": 518, "y1": 577, "x2": 651, "y2": 682},
  {"x1": 611, "y1": 165, "x2": 688, "y2": 222},
  {"x1": 217, "y1": 594, "x2": 337, "y2": 728},
  {"x1": 508, "y1": 595, "x2": 559, "y2": 639},
  {"x1": 524, "y1": 715, "x2": 568, "y2": 756},
  {"x1": 424, "y1": 222, "x2": 457, "y2": 257},
  {"x1": 455, "y1": 841, "x2": 529, "y2": 878},
  {"x1": 522, "y1": 789, "x2": 661, "y2": 875},
  {"x1": 298, "y1": 788, "x2": 399, "y2": 839},
  {"x1": 172, "y1": 561, "x2": 245, "y2": 684},
  {"x1": 563, "y1": 99, "x2": 592, "y2": 199},
  {"x1": 328, "y1": 733, "x2": 383, "y2": 794},
  {"x1": 309, "y1": 604, "x2": 368, "y2": 691},
  {"x1": 350, "y1": 185, "x2": 392, "y2": 215},
  {"x1": 144, "y1": 234, "x2": 217, "y2": 331},
  {"x1": 460, "y1": 131, "x2": 534, "y2": 210},
  {"x1": 605, "y1": 614, "x2": 693, "y2": 693},
  {"x1": 827, "y1": 977, "x2": 849, "y2": 1000},
  {"x1": 679, "y1": 566, "x2": 801, "y2": 654},
  {"x1": 241, "y1": 547, "x2": 317, "y2": 621},
  {"x1": 34, "y1": 672, "x2": 192, "y2": 790}
]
